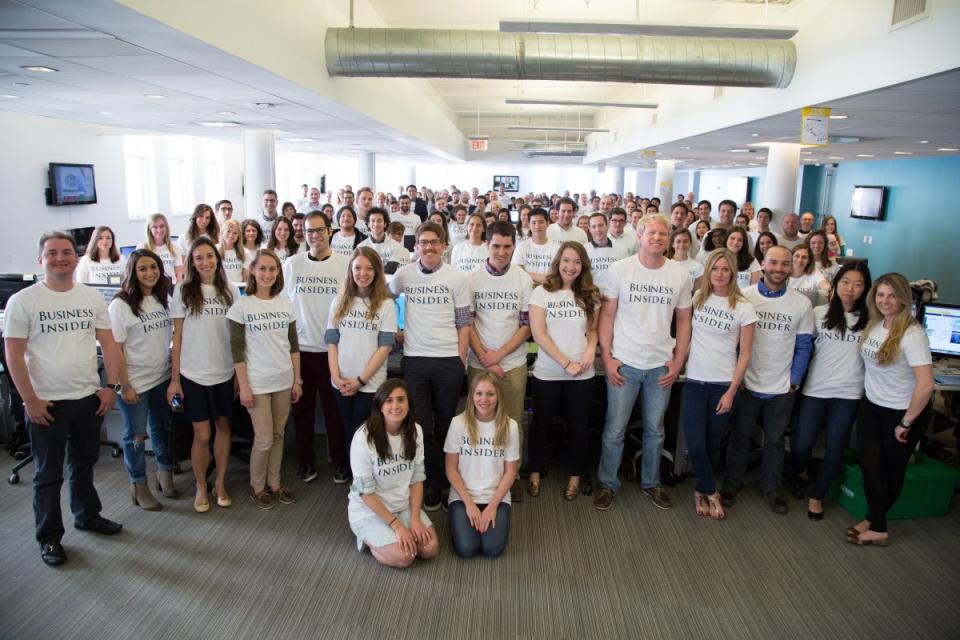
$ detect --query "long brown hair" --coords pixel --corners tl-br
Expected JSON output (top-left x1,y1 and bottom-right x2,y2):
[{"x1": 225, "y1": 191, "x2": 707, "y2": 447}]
[
  {"x1": 180, "y1": 237, "x2": 234, "y2": 316},
  {"x1": 725, "y1": 226, "x2": 753, "y2": 271},
  {"x1": 365, "y1": 379, "x2": 417, "y2": 462},
  {"x1": 805, "y1": 229, "x2": 834, "y2": 269},
  {"x1": 244, "y1": 249, "x2": 284, "y2": 297},
  {"x1": 694, "y1": 248, "x2": 744, "y2": 310},
  {"x1": 332, "y1": 247, "x2": 388, "y2": 325},
  {"x1": 186, "y1": 203, "x2": 220, "y2": 244},
  {"x1": 115, "y1": 249, "x2": 170, "y2": 315},
  {"x1": 543, "y1": 241, "x2": 601, "y2": 324},
  {"x1": 267, "y1": 216, "x2": 300, "y2": 255},
  {"x1": 461, "y1": 372, "x2": 510, "y2": 448},
  {"x1": 865, "y1": 272, "x2": 918, "y2": 365},
  {"x1": 85, "y1": 225, "x2": 120, "y2": 263}
]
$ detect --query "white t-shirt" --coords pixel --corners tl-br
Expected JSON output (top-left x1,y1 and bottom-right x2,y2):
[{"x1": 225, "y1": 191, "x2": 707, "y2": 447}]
[
  {"x1": 601, "y1": 257, "x2": 693, "y2": 370},
  {"x1": 392, "y1": 212, "x2": 421, "y2": 238},
  {"x1": 271, "y1": 245, "x2": 292, "y2": 262},
  {"x1": 137, "y1": 243, "x2": 179, "y2": 276},
  {"x1": 389, "y1": 262, "x2": 471, "y2": 358},
  {"x1": 736, "y1": 259, "x2": 762, "y2": 289},
  {"x1": 358, "y1": 236, "x2": 410, "y2": 269},
  {"x1": 789, "y1": 273, "x2": 827, "y2": 298},
  {"x1": 226, "y1": 294, "x2": 295, "y2": 395},
  {"x1": 282, "y1": 251, "x2": 349, "y2": 353},
  {"x1": 443, "y1": 414, "x2": 520, "y2": 505},
  {"x1": 529, "y1": 286, "x2": 594, "y2": 381},
  {"x1": 609, "y1": 232, "x2": 638, "y2": 256},
  {"x1": 108, "y1": 296, "x2": 172, "y2": 393},
  {"x1": 673, "y1": 257, "x2": 704, "y2": 287},
  {"x1": 347, "y1": 423, "x2": 424, "y2": 523},
  {"x1": 586, "y1": 241, "x2": 631, "y2": 288},
  {"x1": 779, "y1": 235, "x2": 805, "y2": 251},
  {"x1": 221, "y1": 248, "x2": 246, "y2": 284},
  {"x1": 803, "y1": 306, "x2": 865, "y2": 400},
  {"x1": 330, "y1": 231, "x2": 359, "y2": 258},
  {"x1": 326, "y1": 296, "x2": 398, "y2": 393},
  {"x1": 741, "y1": 285, "x2": 815, "y2": 394},
  {"x1": 861, "y1": 323, "x2": 932, "y2": 410},
  {"x1": 512, "y1": 238, "x2": 560, "y2": 276},
  {"x1": 685, "y1": 294, "x2": 757, "y2": 383},
  {"x1": 3, "y1": 282, "x2": 111, "y2": 401},
  {"x1": 467, "y1": 264, "x2": 533, "y2": 372},
  {"x1": 75, "y1": 255, "x2": 125, "y2": 285},
  {"x1": 448, "y1": 221, "x2": 468, "y2": 246},
  {"x1": 451, "y1": 242, "x2": 488, "y2": 273},
  {"x1": 171, "y1": 281, "x2": 240, "y2": 386},
  {"x1": 546, "y1": 223, "x2": 588, "y2": 244}
]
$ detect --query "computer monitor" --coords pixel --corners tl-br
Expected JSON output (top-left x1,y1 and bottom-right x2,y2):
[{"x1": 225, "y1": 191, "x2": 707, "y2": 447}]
[
  {"x1": 921, "y1": 303, "x2": 960, "y2": 358},
  {"x1": 89, "y1": 283, "x2": 122, "y2": 307},
  {"x1": 0, "y1": 274, "x2": 36, "y2": 309},
  {"x1": 119, "y1": 245, "x2": 137, "y2": 259}
]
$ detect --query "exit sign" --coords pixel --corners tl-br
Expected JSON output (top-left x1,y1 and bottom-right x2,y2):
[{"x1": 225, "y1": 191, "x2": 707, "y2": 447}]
[{"x1": 470, "y1": 139, "x2": 488, "y2": 151}]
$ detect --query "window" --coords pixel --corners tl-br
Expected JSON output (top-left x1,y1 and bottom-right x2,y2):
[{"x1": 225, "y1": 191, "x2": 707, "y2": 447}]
[
  {"x1": 123, "y1": 135, "x2": 157, "y2": 219},
  {"x1": 201, "y1": 139, "x2": 225, "y2": 205},
  {"x1": 167, "y1": 136, "x2": 195, "y2": 216}
]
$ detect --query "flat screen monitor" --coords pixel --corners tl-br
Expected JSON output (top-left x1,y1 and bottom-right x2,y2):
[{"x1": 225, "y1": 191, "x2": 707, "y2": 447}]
[
  {"x1": 49, "y1": 163, "x2": 97, "y2": 206},
  {"x1": 850, "y1": 185, "x2": 885, "y2": 220},
  {"x1": 67, "y1": 226, "x2": 95, "y2": 255},
  {"x1": 0, "y1": 274, "x2": 36, "y2": 309},
  {"x1": 493, "y1": 175, "x2": 519, "y2": 192},
  {"x1": 921, "y1": 303, "x2": 960, "y2": 358},
  {"x1": 119, "y1": 245, "x2": 137, "y2": 259},
  {"x1": 89, "y1": 283, "x2": 122, "y2": 306}
]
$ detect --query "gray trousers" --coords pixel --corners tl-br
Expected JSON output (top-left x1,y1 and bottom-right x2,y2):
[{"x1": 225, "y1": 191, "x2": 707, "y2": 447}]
[{"x1": 724, "y1": 391, "x2": 794, "y2": 495}]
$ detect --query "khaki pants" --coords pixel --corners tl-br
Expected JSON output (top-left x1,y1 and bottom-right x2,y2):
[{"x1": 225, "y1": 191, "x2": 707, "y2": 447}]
[{"x1": 248, "y1": 389, "x2": 291, "y2": 493}]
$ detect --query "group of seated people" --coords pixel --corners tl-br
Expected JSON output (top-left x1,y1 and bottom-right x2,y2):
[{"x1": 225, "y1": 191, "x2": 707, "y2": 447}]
[{"x1": 3, "y1": 183, "x2": 934, "y2": 569}]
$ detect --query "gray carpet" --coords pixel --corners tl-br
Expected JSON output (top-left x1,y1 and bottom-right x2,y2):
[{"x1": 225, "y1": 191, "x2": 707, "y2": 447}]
[{"x1": 1, "y1": 444, "x2": 959, "y2": 640}]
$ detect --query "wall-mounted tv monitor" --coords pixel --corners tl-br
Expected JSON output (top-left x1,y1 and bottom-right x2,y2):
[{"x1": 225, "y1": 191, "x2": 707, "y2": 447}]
[
  {"x1": 493, "y1": 175, "x2": 519, "y2": 192},
  {"x1": 67, "y1": 226, "x2": 95, "y2": 255},
  {"x1": 850, "y1": 185, "x2": 885, "y2": 220},
  {"x1": 921, "y1": 303, "x2": 960, "y2": 358},
  {"x1": 49, "y1": 162, "x2": 97, "y2": 206}
]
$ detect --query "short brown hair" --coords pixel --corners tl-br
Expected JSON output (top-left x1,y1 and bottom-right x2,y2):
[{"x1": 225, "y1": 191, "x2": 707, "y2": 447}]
[
  {"x1": 414, "y1": 220, "x2": 444, "y2": 242},
  {"x1": 38, "y1": 230, "x2": 76, "y2": 255}
]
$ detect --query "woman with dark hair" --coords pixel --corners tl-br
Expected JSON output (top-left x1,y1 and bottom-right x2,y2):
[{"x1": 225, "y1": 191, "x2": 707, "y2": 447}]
[
  {"x1": 725, "y1": 226, "x2": 761, "y2": 288},
  {"x1": 228, "y1": 249, "x2": 301, "y2": 510},
  {"x1": 326, "y1": 247, "x2": 397, "y2": 438},
  {"x1": 515, "y1": 204, "x2": 532, "y2": 240},
  {"x1": 176, "y1": 204, "x2": 220, "y2": 276},
  {"x1": 788, "y1": 245, "x2": 830, "y2": 305},
  {"x1": 696, "y1": 227, "x2": 727, "y2": 264},
  {"x1": 330, "y1": 206, "x2": 367, "y2": 258},
  {"x1": 139, "y1": 213, "x2": 180, "y2": 278},
  {"x1": 168, "y1": 237, "x2": 240, "y2": 513},
  {"x1": 281, "y1": 201, "x2": 297, "y2": 219},
  {"x1": 265, "y1": 216, "x2": 299, "y2": 261},
  {"x1": 348, "y1": 379, "x2": 439, "y2": 568},
  {"x1": 850, "y1": 273, "x2": 934, "y2": 546},
  {"x1": 693, "y1": 219, "x2": 711, "y2": 244},
  {"x1": 667, "y1": 228, "x2": 703, "y2": 288},
  {"x1": 76, "y1": 225, "x2": 125, "y2": 284},
  {"x1": 241, "y1": 218, "x2": 264, "y2": 254},
  {"x1": 451, "y1": 214, "x2": 488, "y2": 273},
  {"x1": 792, "y1": 261, "x2": 872, "y2": 520},
  {"x1": 806, "y1": 230, "x2": 838, "y2": 283},
  {"x1": 527, "y1": 241, "x2": 601, "y2": 500},
  {"x1": 753, "y1": 231, "x2": 778, "y2": 265},
  {"x1": 109, "y1": 249, "x2": 176, "y2": 510},
  {"x1": 821, "y1": 215, "x2": 845, "y2": 254}
]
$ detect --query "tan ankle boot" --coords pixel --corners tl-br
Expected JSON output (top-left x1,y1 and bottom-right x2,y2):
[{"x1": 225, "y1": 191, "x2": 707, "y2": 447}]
[
  {"x1": 155, "y1": 469, "x2": 179, "y2": 498},
  {"x1": 130, "y1": 483, "x2": 162, "y2": 511}
]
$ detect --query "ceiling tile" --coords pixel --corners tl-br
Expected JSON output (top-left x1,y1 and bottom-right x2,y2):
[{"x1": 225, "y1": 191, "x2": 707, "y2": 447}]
[{"x1": 9, "y1": 37, "x2": 153, "y2": 58}]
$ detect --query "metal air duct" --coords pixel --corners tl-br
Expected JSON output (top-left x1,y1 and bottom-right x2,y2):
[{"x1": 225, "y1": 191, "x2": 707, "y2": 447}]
[{"x1": 325, "y1": 28, "x2": 796, "y2": 88}]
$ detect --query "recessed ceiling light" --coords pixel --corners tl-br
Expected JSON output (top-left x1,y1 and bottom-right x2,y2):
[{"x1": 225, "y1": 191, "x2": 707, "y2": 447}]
[
  {"x1": 750, "y1": 133, "x2": 760, "y2": 137},
  {"x1": 98, "y1": 111, "x2": 113, "y2": 115},
  {"x1": 937, "y1": 147, "x2": 959, "y2": 152},
  {"x1": 163, "y1": 123, "x2": 177, "y2": 127},
  {"x1": 20, "y1": 65, "x2": 57, "y2": 73},
  {"x1": 856, "y1": 154, "x2": 875, "y2": 158},
  {"x1": 803, "y1": 158, "x2": 816, "y2": 161},
  {"x1": 144, "y1": 94, "x2": 166, "y2": 99},
  {"x1": 893, "y1": 151, "x2": 913, "y2": 155},
  {"x1": 216, "y1": 110, "x2": 236, "y2": 116},
  {"x1": 917, "y1": 140, "x2": 929, "y2": 144},
  {"x1": 196, "y1": 121, "x2": 239, "y2": 127},
  {"x1": 828, "y1": 156, "x2": 844, "y2": 160},
  {"x1": 829, "y1": 114, "x2": 848, "y2": 120},
  {"x1": 680, "y1": 146, "x2": 690, "y2": 150},
  {"x1": 728, "y1": 148, "x2": 749, "y2": 153},
  {"x1": 0, "y1": 94, "x2": 20, "y2": 99}
]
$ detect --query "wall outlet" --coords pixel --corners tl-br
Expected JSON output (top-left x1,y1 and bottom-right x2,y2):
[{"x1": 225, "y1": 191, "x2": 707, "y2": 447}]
[{"x1": 846, "y1": 248, "x2": 853, "y2": 256}]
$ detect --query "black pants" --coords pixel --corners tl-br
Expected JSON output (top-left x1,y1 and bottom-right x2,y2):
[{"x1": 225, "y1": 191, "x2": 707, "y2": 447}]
[
  {"x1": 725, "y1": 391, "x2": 794, "y2": 495},
  {"x1": 28, "y1": 395, "x2": 104, "y2": 544},
  {"x1": 401, "y1": 355, "x2": 464, "y2": 493},
  {"x1": 528, "y1": 377, "x2": 594, "y2": 476},
  {"x1": 856, "y1": 398, "x2": 929, "y2": 533}
]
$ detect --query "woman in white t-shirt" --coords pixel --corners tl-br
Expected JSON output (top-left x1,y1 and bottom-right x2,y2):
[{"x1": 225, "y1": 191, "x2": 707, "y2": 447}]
[
  {"x1": 109, "y1": 248, "x2": 175, "y2": 510},
  {"x1": 528, "y1": 242, "x2": 601, "y2": 500},
  {"x1": 791, "y1": 261, "x2": 871, "y2": 521},
  {"x1": 451, "y1": 214, "x2": 488, "y2": 273},
  {"x1": 348, "y1": 379, "x2": 439, "y2": 568},
  {"x1": 726, "y1": 226, "x2": 761, "y2": 289},
  {"x1": 514, "y1": 205, "x2": 531, "y2": 240},
  {"x1": 850, "y1": 273, "x2": 934, "y2": 546},
  {"x1": 228, "y1": 249, "x2": 302, "y2": 510},
  {"x1": 326, "y1": 247, "x2": 397, "y2": 438},
  {"x1": 330, "y1": 206, "x2": 367, "y2": 258},
  {"x1": 447, "y1": 205, "x2": 469, "y2": 245},
  {"x1": 789, "y1": 245, "x2": 829, "y2": 306},
  {"x1": 176, "y1": 204, "x2": 220, "y2": 282},
  {"x1": 693, "y1": 219, "x2": 711, "y2": 245},
  {"x1": 138, "y1": 213, "x2": 180, "y2": 281},
  {"x1": 680, "y1": 249, "x2": 756, "y2": 520},
  {"x1": 806, "y1": 230, "x2": 839, "y2": 284},
  {"x1": 265, "y1": 217, "x2": 299, "y2": 262},
  {"x1": 444, "y1": 373, "x2": 520, "y2": 558},
  {"x1": 241, "y1": 219, "x2": 264, "y2": 256},
  {"x1": 168, "y1": 237, "x2": 240, "y2": 513},
  {"x1": 667, "y1": 228, "x2": 704, "y2": 290},
  {"x1": 76, "y1": 225, "x2": 126, "y2": 285},
  {"x1": 218, "y1": 219, "x2": 248, "y2": 284}
]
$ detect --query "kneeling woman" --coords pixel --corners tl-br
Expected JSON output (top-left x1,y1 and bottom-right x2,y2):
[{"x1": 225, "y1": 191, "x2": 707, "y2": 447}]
[
  {"x1": 444, "y1": 373, "x2": 521, "y2": 559},
  {"x1": 348, "y1": 379, "x2": 438, "y2": 568}
]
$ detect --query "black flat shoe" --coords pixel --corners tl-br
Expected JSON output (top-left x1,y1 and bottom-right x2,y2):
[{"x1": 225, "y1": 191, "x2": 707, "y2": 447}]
[
  {"x1": 40, "y1": 541, "x2": 66, "y2": 566},
  {"x1": 75, "y1": 516, "x2": 122, "y2": 536},
  {"x1": 807, "y1": 509, "x2": 824, "y2": 521}
]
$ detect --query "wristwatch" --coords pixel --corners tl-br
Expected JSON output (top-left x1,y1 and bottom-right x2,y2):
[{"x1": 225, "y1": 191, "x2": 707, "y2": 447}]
[
  {"x1": 110, "y1": 382, "x2": 123, "y2": 393},
  {"x1": 899, "y1": 417, "x2": 912, "y2": 429}
]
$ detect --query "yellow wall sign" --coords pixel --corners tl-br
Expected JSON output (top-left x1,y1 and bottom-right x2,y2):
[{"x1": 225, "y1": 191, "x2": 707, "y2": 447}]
[{"x1": 801, "y1": 107, "x2": 831, "y2": 146}]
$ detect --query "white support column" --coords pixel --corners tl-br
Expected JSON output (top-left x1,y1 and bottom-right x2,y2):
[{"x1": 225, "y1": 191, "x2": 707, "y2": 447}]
[
  {"x1": 242, "y1": 129, "x2": 275, "y2": 219},
  {"x1": 357, "y1": 151, "x2": 376, "y2": 191},
  {"x1": 402, "y1": 164, "x2": 417, "y2": 194},
  {"x1": 612, "y1": 165, "x2": 625, "y2": 195},
  {"x1": 654, "y1": 160, "x2": 676, "y2": 213},
  {"x1": 761, "y1": 142, "x2": 801, "y2": 232}
]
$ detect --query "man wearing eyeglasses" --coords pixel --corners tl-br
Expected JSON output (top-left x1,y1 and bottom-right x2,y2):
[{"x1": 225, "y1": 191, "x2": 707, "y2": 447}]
[
  {"x1": 283, "y1": 211, "x2": 350, "y2": 484},
  {"x1": 388, "y1": 221, "x2": 472, "y2": 512},
  {"x1": 215, "y1": 199, "x2": 234, "y2": 224}
]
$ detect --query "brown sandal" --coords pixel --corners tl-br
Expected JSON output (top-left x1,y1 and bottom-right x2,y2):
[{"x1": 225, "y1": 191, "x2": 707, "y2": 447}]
[
  {"x1": 707, "y1": 493, "x2": 726, "y2": 521},
  {"x1": 694, "y1": 492, "x2": 710, "y2": 517},
  {"x1": 564, "y1": 477, "x2": 580, "y2": 501}
]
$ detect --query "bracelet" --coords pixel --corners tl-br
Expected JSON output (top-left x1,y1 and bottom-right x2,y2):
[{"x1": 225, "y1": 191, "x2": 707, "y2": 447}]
[
  {"x1": 563, "y1": 360, "x2": 571, "y2": 369},
  {"x1": 294, "y1": 380, "x2": 303, "y2": 385},
  {"x1": 388, "y1": 516, "x2": 398, "y2": 528},
  {"x1": 357, "y1": 376, "x2": 366, "y2": 386}
]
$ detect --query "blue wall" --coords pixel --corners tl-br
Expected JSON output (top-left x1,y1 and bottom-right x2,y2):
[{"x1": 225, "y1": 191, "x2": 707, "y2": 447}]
[
  {"x1": 824, "y1": 156, "x2": 960, "y2": 303},
  {"x1": 798, "y1": 164, "x2": 825, "y2": 216}
]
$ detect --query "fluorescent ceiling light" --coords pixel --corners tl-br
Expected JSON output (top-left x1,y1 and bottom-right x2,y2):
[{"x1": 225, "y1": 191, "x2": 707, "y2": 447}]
[
  {"x1": 750, "y1": 133, "x2": 760, "y2": 137},
  {"x1": 196, "y1": 121, "x2": 239, "y2": 127},
  {"x1": 499, "y1": 19, "x2": 797, "y2": 39},
  {"x1": 163, "y1": 123, "x2": 177, "y2": 127},
  {"x1": 938, "y1": 147, "x2": 959, "y2": 152},
  {"x1": 828, "y1": 156, "x2": 844, "y2": 160},
  {"x1": 279, "y1": 137, "x2": 315, "y2": 142},
  {"x1": 144, "y1": 94, "x2": 166, "y2": 99},
  {"x1": 893, "y1": 151, "x2": 913, "y2": 155},
  {"x1": 507, "y1": 125, "x2": 609, "y2": 132},
  {"x1": 217, "y1": 111, "x2": 236, "y2": 116},
  {"x1": 829, "y1": 114, "x2": 848, "y2": 120},
  {"x1": 856, "y1": 154, "x2": 875, "y2": 158},
  {"x1": 0, "y1": 94, "x2": 20, "y2": 99},
  {"x1": 917, "y1": 140, "x2": 929, "y2": 144},
  {"x1": 505, "y1": 98, "x2": 657, "y2": 109},
  {"x1": 20, "y1": 65, "x2": 57, "y2": 73},
  {"x1": 728, "y1": 148, "x2": 750, "y2": 153},
  {"x1": 98, "y1": 111, "x2": 113, "y2": 115}
]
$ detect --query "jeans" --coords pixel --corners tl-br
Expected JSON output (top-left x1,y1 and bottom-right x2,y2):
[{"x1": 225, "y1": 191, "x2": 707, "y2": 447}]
[
  {"x1": 333, "y1": 388, "x2": 374, "y2": 441},
  {"x1": 725, "y1": 391, "x2": 794, "y2": 495},
  {"x1": 681, "y1": 380, "x2": 737, "y2": 495},
  {"x1": 28, "y1": 395, "x2": 104, "y2": 544},
  {"x1": 791, "y1": 395, "x2": 859, "y2": 500},
  {"x1": 292, "y1": 351, "x2": 347, "y2": 468},
  {"x1": 448, "y1": 500, "x2": 511, "y2": 558},
  {"x1": 117, "y1": 380, "x2": 174, "y2": 484},
  {"x1": 598, "y1": 365, "x2": 671, "y2": 492},
  {"x1": 528, "y1": 377, "x2": 593, "y2": 476}
]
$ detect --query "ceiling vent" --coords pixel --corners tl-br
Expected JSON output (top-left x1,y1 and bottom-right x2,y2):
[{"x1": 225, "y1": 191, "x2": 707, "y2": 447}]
[{"x1": 891, "y1": 0, "x2": 928, "y2": 29}]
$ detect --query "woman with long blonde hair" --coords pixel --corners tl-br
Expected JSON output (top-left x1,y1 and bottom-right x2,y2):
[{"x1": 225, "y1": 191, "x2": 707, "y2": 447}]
[
  {"x1": 218, "y1": 219, "x2": 247, "y2": 284},
  {"x1": 139, "y1": 213, "x2": 180, "y2": 277}
]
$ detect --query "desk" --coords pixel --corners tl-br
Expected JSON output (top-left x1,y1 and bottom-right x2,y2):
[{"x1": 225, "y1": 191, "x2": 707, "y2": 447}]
[{"x1": 934, "y1": 358, "x2": 960, "y2": 392}]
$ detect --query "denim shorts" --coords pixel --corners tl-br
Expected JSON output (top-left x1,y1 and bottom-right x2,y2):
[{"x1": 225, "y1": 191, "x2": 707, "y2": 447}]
[{"x1": 350, "y1": 508, "x2": 434, "y2": 551}]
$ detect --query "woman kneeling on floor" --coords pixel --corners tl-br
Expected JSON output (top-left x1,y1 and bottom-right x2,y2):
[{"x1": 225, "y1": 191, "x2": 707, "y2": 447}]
[
  {"x1": 444, "y1": 373, "x2": 521, "y2": 559},
  {"x1": 348, "y1": 379, "x2": 438, "y2": 568}
]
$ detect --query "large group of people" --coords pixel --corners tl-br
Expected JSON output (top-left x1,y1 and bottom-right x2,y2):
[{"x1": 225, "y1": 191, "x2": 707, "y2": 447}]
[{"x1": 3, "y1": 182, "x2": 936, "y2": 569}]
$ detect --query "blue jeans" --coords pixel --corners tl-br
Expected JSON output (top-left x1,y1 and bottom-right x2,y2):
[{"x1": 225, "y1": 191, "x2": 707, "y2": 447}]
[
  {"x1": 333, "y1": 388, "x2": 373, "y2": 441},
  {"x1": 681, "y1": 380, "x2": 737, "y2": 495},
  {"x1": 791, "y1": 395, "x2": 859, "y2": 500},
  {"x1": 598, "y1": 364, "x2": 671, "y2": 491},
  {"x1": 448, "y1": 500, "x2": 511, "y2": 558},
  {"x1": 117, "y1": 380, "x2": 174, "y2": 484}
]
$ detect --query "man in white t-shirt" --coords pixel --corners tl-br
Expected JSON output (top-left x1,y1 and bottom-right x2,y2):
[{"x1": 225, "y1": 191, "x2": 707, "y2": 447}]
[
  {"x1": 546, "y1": 197, "x2": 588, "y2": 244},
  {"x1": 715, "y1": 199, "x2": 737, "y2": 230},
  {"x1": 215, "y1": 199, "x2": 234, "y2": 225},
  {"x1": 354, "y1": 186, "x2": 374, "y2": 234},
  {"x1": 295, "y1": 183, "x2": 310, "y2": 211},
  {"x1": 393, "y1": 195, "x2": 421, "y2": 251},
  {"x1": 261, "y1": 189, "x2": 280, "y2": 237},
  {"x1": 585, "y1": 212, "x2": 630, "y2": 288},
  {"x1": 3, "y1": 231, "x2": 124, "y2": 566},
  {"x1": 722, "y1": 245, "x2": 814, "y2": 514},
  {"x1": 496, "y1": 184, "x2": 511, "y2": 208},
  {"x1": 608, "y1": 208, "x2": 637, "y2": 256},
  {"x1": 778, "y1": 213, "x2": 805, "y2": 250},
  {"x1": 594, "y1": 214, "x2": 693, "y2": 512},
  {"x1": 799, "y1": 211, "x2": 815, "y2": 237},
  {"x1": 749, "y1": 207, "x2": 782, "y2": 246},
  {"x1": 358, "y1": 208, "x2": 410, "y2": 276},
  {"x1": 389, "y1": 221, "x2": 472, "y2": 512},
  {"x1": 512, "y1": 208, "x2": 559, "y2": 285},
  {"x1": 283, "y1": 211, "x2": 350, "y2": 484},
  {"x1": 297, "y1": 187, "x2": 322, "y2": 214}
]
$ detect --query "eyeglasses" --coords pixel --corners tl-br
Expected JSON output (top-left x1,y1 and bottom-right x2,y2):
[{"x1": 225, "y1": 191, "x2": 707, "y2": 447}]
[
  {"x1": 305, "y1": 228, "x2": 328, "y2": 235},
  {"x1": 416, "y1": 239, "x2": 442, "y2": 248}
]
